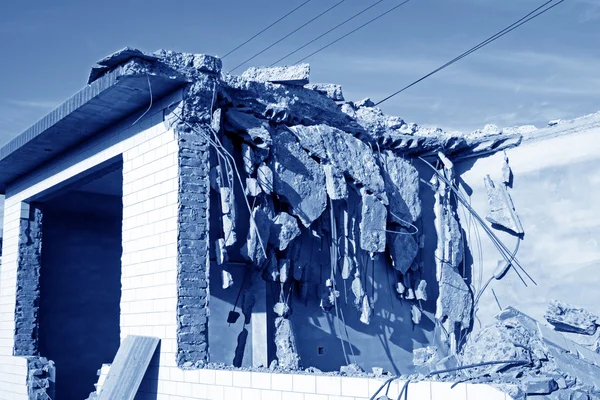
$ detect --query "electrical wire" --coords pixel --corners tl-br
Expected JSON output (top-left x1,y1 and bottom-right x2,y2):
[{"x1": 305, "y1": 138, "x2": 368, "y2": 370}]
[
  {"x1": 229, "y1": 0, "x2": 347, "y2": 72},
  {"x1": 294, "y1": 0, "x2": 412, "y2": 64},
  {"x1": 270, "y1": 0, "x2": 385, "y2": 66},
  {"x1": 222, "y1": 0, "x2": 313, "y2": 59},
  {"x1": 376, "y1": 0, "x2": 566, "y2": 105}
]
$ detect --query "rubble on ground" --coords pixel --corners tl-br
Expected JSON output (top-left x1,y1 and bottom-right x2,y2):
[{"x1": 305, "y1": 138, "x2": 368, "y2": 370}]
[{"x1": 545, "y1": 300, "x2": 599, "y2": 336}]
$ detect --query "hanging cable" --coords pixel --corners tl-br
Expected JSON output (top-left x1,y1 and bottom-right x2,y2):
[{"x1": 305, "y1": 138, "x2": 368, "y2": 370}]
[
  {"x1": 270, "y1": 0, "x2": 385, "y2": 66},
  {"x1": 222, "y1": 0, "x2": 313, "y2": 59},
  {"x1": 294, "y1": 0, "x2": 412, "y2": 64},
  {"x1": 376, "y1": 0, "x2": 565, "y2": 105},
  {"x1": 229, "y1": 0, "x2": 347, "y2": 73}
]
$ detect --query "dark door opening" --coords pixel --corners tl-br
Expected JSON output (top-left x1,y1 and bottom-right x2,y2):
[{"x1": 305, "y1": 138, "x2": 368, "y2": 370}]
[{"x1": 38, "y1": 165, "x2": 122, "y2": 400}]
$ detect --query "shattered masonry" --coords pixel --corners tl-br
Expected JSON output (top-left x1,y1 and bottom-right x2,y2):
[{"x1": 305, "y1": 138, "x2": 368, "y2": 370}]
[{"x1": 85, "y1": 49, "x2": 528, "y2": 372}]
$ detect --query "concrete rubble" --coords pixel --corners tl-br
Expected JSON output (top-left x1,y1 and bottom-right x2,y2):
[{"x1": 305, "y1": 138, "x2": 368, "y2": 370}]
[
  {"x1": 85, "y1": 48, "x2": 581, "y2": 396},
  {"x1": 545, "y1": 300, "x2": 599, "y2": 336}
]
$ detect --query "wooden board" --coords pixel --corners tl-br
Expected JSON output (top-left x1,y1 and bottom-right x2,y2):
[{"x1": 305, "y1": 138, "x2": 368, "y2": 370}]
[{"x1": 98, "y1": 335, "x2": 160, "y2": 400}]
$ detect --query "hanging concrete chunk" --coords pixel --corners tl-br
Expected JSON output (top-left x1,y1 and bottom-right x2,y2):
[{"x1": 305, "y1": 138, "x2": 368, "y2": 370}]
[
  {"x1": 274, "y1": 317, "x2": 301, "y2": 370},
  {"x1": 304, "y1": 83, "x2": 344, "y2": 101},
  {"x1": 360, "y1": 296, "x2": 372, "y2": 325},
  {"x1": 436, "y1": 263, "x2": 473, "y2": 330},
  {"x1": 279, "y1": 259, "x2": 290, "y2": 283},
  {"x1": 270, "y1": 212, "x2": 301, "y2": 251},
  {"x1": 271, "y1": 129, "x2": 327, "y2": 227},
  {"x1": 224, "y1": 109, "x2": 272, "y2": 149},
  {"x1": 351, "y1": 272, "x2": 365, "y2": 308},
  {"x1": 544, "y1": 300, "x2": 598, "y2": 335},
  {"x1": 411, "y1": 305, "x2": 422, "y2": 325},
  {"x1": 242, "y1": 64, "x2": 310, "y2": 86},
  {"x1": 257, "y1": 163, "x2": 273, "y2": 194},
  {"x1": 415, "y1": 280, "x2": 427, "y2": 301},
  {"x1": 222, "y1": 270, "x2": 234, "y2": 289},
  {"x1": 243, "y1": 207, "x2": 271, "y2": 264},
  {"x1": 219, "y1": 187, "x2": 232, "y2": 214},
  {"x1": 381, "y1": 151, "x2": 421, "y2": 223},
  {"x1": 484, "y1": 175, "x2": 524, "y2": 235},
  {"x1": 222, "y1": 214, "x2": 237, "y2": 247},
  {"x1": 242, "y1": 144, "x2": 255, "y2": 175},
  {"x1": 388, "y1": 230, "x2": 418, "y2": 274},
  {"x1": 502, "y1": 152, "x2": 512, "y2": 186},
  {"x1": 245, "y1": 177, "x2": 262, "y2": 197},
  {"x1": 359, "y1": 192, "x2": 387, "y2": 253},
  {"x1": 323, "y1": 164, "x2": 348, "y2": 200},
  {"x1": 288, "y1": 124, "x2": 387, "y2": 204},
  {"x1": 215, "y1": 238, "x2": 228, "y2": 265}
]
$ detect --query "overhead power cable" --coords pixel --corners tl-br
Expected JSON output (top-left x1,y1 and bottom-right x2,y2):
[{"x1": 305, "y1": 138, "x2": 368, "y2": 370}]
[
  {"x1": 293, "y1": 0, "x2": 413, "y2": 64},
  {"x1": 222, "y1": 0, "x2": 312, "y2": 59},
  {"x1": 229, "y1": 0, "x2": 348, "y2": 73},
  {"x1": 376, "y1": 0, "x2": 565, "y2": 105},
  {"x1": 270, "y1": 0, "x2": 385, "y2": 66}
]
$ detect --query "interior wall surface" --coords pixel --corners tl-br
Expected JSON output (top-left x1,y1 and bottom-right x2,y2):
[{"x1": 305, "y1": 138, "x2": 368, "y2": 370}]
[
  {"x1": 39, "y1": 190, "x2": 122, "y2": 400},
  {"x1": 456, "y1": 126, "x2": 600, "y2": 329}
]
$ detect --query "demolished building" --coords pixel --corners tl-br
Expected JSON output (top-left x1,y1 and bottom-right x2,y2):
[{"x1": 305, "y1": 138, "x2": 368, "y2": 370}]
[{"x1": 0, "y1": 48, "x2": 598, "y2": 399}]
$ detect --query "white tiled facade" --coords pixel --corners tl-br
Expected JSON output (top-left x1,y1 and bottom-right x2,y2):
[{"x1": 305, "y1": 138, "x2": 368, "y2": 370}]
[{"x1": 0, "y1": 92, "x2": 512, "y2": 399}]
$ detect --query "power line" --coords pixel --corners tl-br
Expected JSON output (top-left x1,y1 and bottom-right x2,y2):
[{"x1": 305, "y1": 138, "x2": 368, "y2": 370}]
[
  {"x1": 229, "y1": 0, "x2": 348, "y2": 73},
  {"x1": 376, "y1": 0, "x2": 565, "y2": 105},
  {"x1": 222, "y1": 0, "x2": 312, "y2": 59},
  {"x1": 270, "y1": 0, "x2": 385, "y2": 66},
  {"x1": 293, "y1": 0, "x2": 413, "y2": 65}
]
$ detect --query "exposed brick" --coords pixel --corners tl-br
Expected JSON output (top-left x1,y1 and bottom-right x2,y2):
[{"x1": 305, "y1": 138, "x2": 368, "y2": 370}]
[{"x1": 13, "y1": 206, "x2": 42, "y2": 357}]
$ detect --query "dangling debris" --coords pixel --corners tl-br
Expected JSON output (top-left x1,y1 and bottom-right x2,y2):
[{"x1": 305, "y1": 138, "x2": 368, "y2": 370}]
[
  {"x1": 396, "y1": 281, "x2": 406, "y2": 296},
  {"x1": 351, "y1": 271, "x2": 365, "y2": 308},
  {"x1": 270, "y1": 212, "x2": 301, "y2": 251},
  {"x1": 360, "y1": 296, "x2": 372, "y2": 325},
  {"x1": 415, "y1": 280, "x2": 428, "y2": 301},
  {"x1": 502, "y1": 151, "x2": 512, "y2": 186},
  {"x1": 359, "y1": 192, "x2": 387, "y2": 253},
  {"x1": 411, "y1": 304, "x2": 422, "y2": 325},
  {"x1": 215, "y1": 238, "x2": 228, "y2": 265},
  {"x1": 388, "y1": 230, "x2": 418, "y2": 274},
  {"x1": 274, "y1": 317, "x2": 301, "y2": 370},
  {"x1": 222, "y1": 270, "x2": 234, "y2": 289},
  {"x1": 323, "y1": 164, "x2": 348, "y2": 200},
  {"x1": 242, "y1": 207, "x2": 271, "y2": 264},
  {"x1": 271, "y1": 129, "x2": 327, "y2": 227},
  {"x1": 484, "y1": 175, "x2": 524, "y2": 235},
  {"x1": 279, "y1": 259, "x2": 290, "y2": 283},
  {"x1": 273, "y1": 302, "x2": 290, "y2": 317},
  {"x1": 257, "y1": 163, "x2": 273, "y2": 194}
]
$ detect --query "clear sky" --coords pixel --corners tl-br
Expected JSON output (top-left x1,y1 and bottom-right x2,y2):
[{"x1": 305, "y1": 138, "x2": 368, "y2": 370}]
[{"x1": 0, "y1": 0, "x2": 598, "y2": 145}]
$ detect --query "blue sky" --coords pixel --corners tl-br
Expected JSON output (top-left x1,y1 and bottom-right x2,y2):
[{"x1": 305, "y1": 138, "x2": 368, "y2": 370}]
[{"x1": 0, "y1": 0, "x2": 598, "y2": 145}]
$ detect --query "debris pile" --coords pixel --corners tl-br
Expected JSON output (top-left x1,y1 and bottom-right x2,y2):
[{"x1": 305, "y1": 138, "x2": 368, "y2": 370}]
[{"x1": 414, "y1": 305, "x2": 600, "y2": 399}]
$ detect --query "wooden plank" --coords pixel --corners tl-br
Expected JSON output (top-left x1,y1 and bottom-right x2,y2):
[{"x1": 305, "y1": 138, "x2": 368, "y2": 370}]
[{"x1": 98, "y1": 335, "x2": 160, "y2": 400}]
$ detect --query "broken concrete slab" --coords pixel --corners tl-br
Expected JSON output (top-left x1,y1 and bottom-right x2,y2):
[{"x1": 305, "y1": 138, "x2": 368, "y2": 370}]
[
  {"x1": 323, "y1": 164, "x2": 348, "y2": 200},
  {"x1": 269, "y1": 212, "x2": 301, "y2": 251},
  {"x1": 224, "y1": 109, "x2": 273, "y2": 149},
  {"x1": 304, "y1": 83, "x2": 344, "y2": 101},
  {"x1": 242, "y1": 64, "x2": 310, "y2": 86},
  {"x1": 544, "y1": 300, "x2": 598, "y2": 336},
  {"x1": 381, "y1": 151, "x2": 422, "y2": 223},
  {"x1": 388, "y1": 230, "x2": 418, "y2": 274},
  {"x1": 271, "y1": 129, "x2": 327, "y2": 227},
  {"x1": 359, "y1": 192, "x2": 387, "y2": 253},
  {"x1": 288, "y1": 124, "x2": 387, "y2": 204},
  {"x1": 436, "y1": 263, "x2": 472, "y2": 332},
  {"x1": 523, "y1": 377, "x2": 558, "y2": 395},
  {"x1": 484, "y1": 175, "x2": 524, "y2": 235}
]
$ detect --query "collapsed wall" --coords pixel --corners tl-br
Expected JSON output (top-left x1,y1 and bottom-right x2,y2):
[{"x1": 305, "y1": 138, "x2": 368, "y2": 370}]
[{"x1": 86, "y1": 48, "x2": 597, "y2": 396}]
